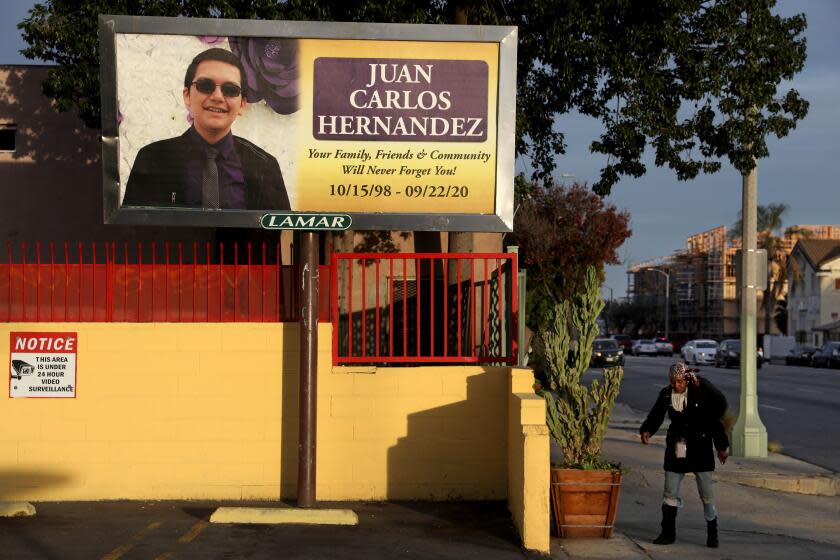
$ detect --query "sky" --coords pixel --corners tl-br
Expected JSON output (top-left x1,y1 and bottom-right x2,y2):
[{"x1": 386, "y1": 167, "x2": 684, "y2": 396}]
[{"x1": 2, "y1": 1, "x2": 838, "y2": 299}]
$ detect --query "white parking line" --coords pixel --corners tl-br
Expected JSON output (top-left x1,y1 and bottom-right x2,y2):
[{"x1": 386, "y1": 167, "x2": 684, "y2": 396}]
[{"x1": 759, "y1": 404, "x2": 786, "y2": 412}]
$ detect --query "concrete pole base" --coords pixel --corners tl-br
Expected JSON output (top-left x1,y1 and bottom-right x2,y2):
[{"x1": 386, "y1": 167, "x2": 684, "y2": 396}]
[
  {"x1": 0, "y1": 502, "x2": 36, "y2": 517},
  {"x1": 731, "y1": 423, "x2": 768, "y2": 458}
]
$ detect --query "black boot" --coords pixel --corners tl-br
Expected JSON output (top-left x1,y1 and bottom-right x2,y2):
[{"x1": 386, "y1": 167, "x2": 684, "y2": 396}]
[
  {"x1": 707, "y1": 517, "x2": 719, "y2": 548},
  {"x1": 653, "y1": 504, "x2": 677, "y2": 545}
]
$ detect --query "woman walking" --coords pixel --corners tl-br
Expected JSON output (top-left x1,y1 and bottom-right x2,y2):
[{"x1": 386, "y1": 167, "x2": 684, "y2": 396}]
[{"x1": 640, "y1": 362, "x2": 729, "y2": 548}]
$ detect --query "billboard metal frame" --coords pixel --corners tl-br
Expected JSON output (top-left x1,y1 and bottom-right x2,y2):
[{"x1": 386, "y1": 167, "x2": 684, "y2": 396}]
[{"x1": 99, "y1": 15, "x2": 517, "y2": 232}]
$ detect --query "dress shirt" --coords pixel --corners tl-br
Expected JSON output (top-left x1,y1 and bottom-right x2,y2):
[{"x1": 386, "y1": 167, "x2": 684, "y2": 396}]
[{"x1": 185, "y1": 126, "x2": 247, "y2": 209}]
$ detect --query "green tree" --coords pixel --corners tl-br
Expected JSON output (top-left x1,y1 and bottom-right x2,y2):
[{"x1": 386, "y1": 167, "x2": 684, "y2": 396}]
[
  {"x1": 603, "y1": 299, "x2": 659, "y2": 337},
  {"x1": 19, "y1": 1, "x2": 808, "y2": 193},
  {"x1": 507, "y1": 176, "x2": 632, "y2": 329},
  {"x1": 730, "y1": 203, "x2": 809, "y2": 335}
]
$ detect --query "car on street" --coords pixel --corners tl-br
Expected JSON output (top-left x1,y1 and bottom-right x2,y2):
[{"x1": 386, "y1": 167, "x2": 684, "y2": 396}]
[
  {"x1": 653, "y1": 337, "x2": 674, "y2": 356},
  {"x1": 785, "y1": 344, "x2": 817, "y2": 366},
  {"x1": 681, "y1": 339, "x2": 719, "y2": 365},
  {"x1": 715, "y1": 339, "x2": 762, "y2": 369},
  {"x1": 591, "y1": 338, "x2": 625, "y2": 367},
  {"x1": 632, "y1": 339, "x2": 658, "y2": 356},
  {"x1": 610, "y1": 334, "x2": 633, "y2": 353},
  {"x1": 810, "y1": 341, "x2": 840, "y2": 369}
]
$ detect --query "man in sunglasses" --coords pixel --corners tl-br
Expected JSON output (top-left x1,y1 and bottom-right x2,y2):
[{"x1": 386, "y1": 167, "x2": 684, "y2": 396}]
[{"x1": 123, "y1": 48, "x2": 290, "y2": 210}]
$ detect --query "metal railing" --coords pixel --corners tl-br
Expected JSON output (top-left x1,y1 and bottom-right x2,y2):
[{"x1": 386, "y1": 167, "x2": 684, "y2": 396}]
[
  {"x1": 3, "y1": 242, "x2": 520, "y2": 366},
  {"x1": 331, "y1": 252, "x2": 518, "y2": 365},
  {"x1": 1, "y1": 241, "x2": 330, "y2": 323}
]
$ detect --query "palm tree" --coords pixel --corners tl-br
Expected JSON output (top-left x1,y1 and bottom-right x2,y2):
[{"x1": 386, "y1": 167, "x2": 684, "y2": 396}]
[{"x1": 730, "y1": 204, "x2": 809, "y2": 336}]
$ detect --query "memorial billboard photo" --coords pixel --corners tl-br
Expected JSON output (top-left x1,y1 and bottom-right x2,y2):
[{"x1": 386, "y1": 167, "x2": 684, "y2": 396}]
[{"x1": 100, "y1": 16, "x2": 516, "y2": 231}]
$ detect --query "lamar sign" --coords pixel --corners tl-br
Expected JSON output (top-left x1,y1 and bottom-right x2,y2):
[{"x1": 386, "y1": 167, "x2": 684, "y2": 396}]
[{"x1": 260, "y1": 213, "x2": 351, "y2": 231}]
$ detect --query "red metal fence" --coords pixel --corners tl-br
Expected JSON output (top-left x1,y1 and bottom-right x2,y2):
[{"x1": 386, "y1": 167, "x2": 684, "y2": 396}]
[
  {"x1": 2, "y1": 242, "x2": 519, "y2": 365},
  {"x1": 1, "y1": 241, "x2": 329, "y2": 323},
  {"x1": 331, "y1": 252, "x2": 518, "y2": 365}
]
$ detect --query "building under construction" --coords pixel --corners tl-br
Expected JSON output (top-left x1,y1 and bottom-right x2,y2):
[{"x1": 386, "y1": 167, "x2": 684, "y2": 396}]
[{"x1": 627, "y1": 225, "x2": 840, "y2": 341}]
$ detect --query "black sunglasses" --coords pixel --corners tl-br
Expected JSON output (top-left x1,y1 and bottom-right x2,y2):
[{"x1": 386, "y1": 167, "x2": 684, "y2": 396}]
[{"x1": 191, "y1": 78, "x2": 242, "y2": 98}]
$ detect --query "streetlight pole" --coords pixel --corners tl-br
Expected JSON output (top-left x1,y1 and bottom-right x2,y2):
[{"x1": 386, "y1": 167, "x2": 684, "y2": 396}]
[
  {"x1": 650, "y1": 268, "x2": 670, "y2": 340},
  {"x1": 732, "y1": 160, "x2": 768, "y2": 458}
]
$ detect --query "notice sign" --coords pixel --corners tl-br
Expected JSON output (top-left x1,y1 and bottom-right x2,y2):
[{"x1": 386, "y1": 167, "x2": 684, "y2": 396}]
[{"x1": 9, "y1": 332, "x2": 77, "y2": 398}]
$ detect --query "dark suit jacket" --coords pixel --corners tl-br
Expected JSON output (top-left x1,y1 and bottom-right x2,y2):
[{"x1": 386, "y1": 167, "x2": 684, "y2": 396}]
[
  {"x1": 123, "y1": 130, "x2": 290, "y2": 210},
  {"x1": 640, "y1": 377, "x2": 729, "y2": 473}
]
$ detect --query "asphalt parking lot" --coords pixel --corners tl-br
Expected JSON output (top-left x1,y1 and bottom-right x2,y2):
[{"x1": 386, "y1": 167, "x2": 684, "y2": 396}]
[{"x1": 0, "y1": 500, "x2": 532, "y2": 560}]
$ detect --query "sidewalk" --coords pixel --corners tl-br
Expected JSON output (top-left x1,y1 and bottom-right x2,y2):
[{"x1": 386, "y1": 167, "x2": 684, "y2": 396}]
[
  {"x1": 2, "y1": 402, "x2": 838, "y2": 559},
  {"x1": 609, "y1": 403, "x2": 839, "y2": 497},
  {"x1": 551, "y1": 404, "x2": 840, "y2": 559}
]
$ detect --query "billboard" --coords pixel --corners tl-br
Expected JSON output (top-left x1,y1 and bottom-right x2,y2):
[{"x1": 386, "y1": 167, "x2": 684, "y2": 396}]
[{"x1": 99, "y1": 16, "x2": 517, "y2": 231}]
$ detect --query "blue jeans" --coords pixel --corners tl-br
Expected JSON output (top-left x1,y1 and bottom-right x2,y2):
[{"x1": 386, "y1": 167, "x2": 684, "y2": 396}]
[{"x1": 663, "y1": 470, "x2": 717, "y2": 521}]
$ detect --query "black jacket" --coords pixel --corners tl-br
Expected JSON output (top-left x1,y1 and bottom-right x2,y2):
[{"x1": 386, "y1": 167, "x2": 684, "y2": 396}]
[
  {"x1": 123, "y1": 131, "x2": 290, "y2": 210},
  {"x1": 640, "y1": 377, "x2": 729, "y2": 473}
]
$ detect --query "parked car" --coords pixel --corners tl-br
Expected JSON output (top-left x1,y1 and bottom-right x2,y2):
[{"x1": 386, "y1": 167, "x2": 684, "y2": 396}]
[
  {"x1": 714, "y1": 339, "x2": 763, "y2": 369},
  {"x1": 681, "y1": 339, "x2": 719, "y2": 365},
  {"x1": 632, "y1": 339, "x2": 658, "y2": 356},
  {"x1": 809, "y1": 342, "x2": 840, "y2": 369},
  {"x1": 610, "y1": 334, "x2": 633, "y2": 353},
  {"x1": 590, "y1": 338, "x2": 625, "y2": 367},
  {"x1": 653, "y1": 337, "x2": 674, "y2": 356},
  {"x1": 785, "y1": 344, "x2": 817, "y2": 366}
]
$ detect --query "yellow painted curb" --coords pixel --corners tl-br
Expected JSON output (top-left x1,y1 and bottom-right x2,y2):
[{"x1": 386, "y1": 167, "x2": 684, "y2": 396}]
[
  {"x1": 210, "y1": 507, "x2": 358, "y2": 525},
  {"x1": 0, "y1": 502, "x2": 36, "y2": 517}
]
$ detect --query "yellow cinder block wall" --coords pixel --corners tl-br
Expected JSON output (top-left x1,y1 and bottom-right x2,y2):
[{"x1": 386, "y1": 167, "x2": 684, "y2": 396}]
[
  {"x1": 0, "y1": 323, "x2": 511, "y2": 501},
  {"x1": 321, "y1": 364, "x2": 509, "y2": 500},
  {"x1": 508, "y1": 368, "x2": 550, "y2": 553}
]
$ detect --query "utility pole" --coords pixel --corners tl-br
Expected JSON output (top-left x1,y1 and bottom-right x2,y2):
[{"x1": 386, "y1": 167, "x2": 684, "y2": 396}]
[{"x1": 732, "y1": 162, "x2": 768, "y2": 458}]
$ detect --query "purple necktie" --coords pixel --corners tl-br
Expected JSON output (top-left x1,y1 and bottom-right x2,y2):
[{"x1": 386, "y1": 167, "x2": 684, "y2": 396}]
[{"x1": 202, "y1": 147, "x2": 220, "y2": 209}]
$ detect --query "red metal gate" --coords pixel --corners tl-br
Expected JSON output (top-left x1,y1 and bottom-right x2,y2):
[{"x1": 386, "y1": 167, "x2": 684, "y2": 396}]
[{"x1": 331, "y1": 252, "x2": 518, "y2": 365}]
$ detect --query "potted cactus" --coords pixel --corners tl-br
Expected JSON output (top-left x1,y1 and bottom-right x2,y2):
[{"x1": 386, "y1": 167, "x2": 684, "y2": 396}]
[{"x1": 537, "y1": 266, "x2": 624, "y2": 538}]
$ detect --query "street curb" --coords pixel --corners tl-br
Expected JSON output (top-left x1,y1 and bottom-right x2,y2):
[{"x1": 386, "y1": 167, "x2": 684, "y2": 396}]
[
  {"x1": 719, "y1": 472, "x2": 840, "y2": 497},
  {"x1": 0, "y1": 502, "x2": 36, "y2": 517},
  {"x1": 609, "y1": 422, "x2": 642, "y2": 429},
  {"x1": 210, "y1": 507, "x2": 358, "y2": 525},
  {"x1": 607, "y1": 422, "x2": 840, "y2": 497}
]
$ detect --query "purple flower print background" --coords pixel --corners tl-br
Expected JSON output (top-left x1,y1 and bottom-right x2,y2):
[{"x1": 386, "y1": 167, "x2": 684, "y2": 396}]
[{"x1": 229, "y1": 37, "x2": 299, "y2": 115}]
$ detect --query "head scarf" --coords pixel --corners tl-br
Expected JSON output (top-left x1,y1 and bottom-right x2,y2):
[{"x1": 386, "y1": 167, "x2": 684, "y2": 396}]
[{"x1": 669, "y1": 362, "x2": 692, "y2": 411}]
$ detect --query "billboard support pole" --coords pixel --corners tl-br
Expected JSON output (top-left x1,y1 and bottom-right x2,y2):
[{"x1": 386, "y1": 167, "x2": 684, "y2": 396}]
[{"x1": 297, "y1": 231, "x2": 319, "y2": 507}]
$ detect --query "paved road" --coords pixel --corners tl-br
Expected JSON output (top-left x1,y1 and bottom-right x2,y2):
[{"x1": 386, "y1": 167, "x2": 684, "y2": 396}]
[
  {"x1": 588, "y1": 356, "x2": 840, "y2": 473},
  {"x1": 0, "y1": 501, "x2": 527, "y2": 560}
]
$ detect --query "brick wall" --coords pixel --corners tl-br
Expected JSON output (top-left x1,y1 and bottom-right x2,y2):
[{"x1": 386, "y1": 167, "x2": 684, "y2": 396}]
[
  {"x1": 0, "y1": 323, "x2": 512, "y2": 501},
  {"x1": 507, "y1": 368, "x2": 550, "y2": 552},
  {"x1": 319, "y1": 364, "x2": 509, "y2": 500}
]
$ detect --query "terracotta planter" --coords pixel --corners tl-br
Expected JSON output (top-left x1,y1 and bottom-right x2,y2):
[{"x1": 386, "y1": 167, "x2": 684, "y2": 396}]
[{"x1": 550, "y1": 468, "x2": 622, "y2": 538}]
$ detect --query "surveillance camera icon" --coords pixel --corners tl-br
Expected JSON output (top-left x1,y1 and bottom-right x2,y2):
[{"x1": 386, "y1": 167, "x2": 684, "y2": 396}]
[{"x1": 11, "y1": 359, "x2": 35, "y2": 380}]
